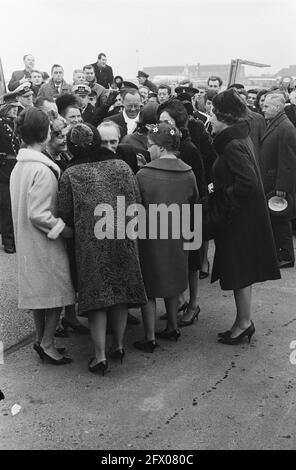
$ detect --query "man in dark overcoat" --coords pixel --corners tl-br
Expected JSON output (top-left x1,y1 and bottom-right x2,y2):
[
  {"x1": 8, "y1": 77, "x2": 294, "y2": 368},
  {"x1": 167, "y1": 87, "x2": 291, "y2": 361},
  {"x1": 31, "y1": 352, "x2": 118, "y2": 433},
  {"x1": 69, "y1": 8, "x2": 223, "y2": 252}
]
[
  {"x1": 259, "y1": 93, "x2": 296, "y2": 268},
  {"x1": 91, "y1": 53, "x2": 114, "y2": 89}
]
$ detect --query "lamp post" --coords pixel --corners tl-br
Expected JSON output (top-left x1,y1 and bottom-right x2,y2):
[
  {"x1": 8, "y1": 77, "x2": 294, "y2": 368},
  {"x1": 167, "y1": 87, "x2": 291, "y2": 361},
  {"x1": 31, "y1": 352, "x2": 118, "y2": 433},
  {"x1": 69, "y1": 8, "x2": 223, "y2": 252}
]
[{"x1": 136, "y1": 49, "x2": 140, "y2": 71}]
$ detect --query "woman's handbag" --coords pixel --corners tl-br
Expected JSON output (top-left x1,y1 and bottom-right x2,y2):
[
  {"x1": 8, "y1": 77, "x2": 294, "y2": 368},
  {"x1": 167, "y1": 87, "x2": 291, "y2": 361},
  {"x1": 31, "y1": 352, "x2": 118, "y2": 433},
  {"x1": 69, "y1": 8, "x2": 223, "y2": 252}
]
[{"x1": 202, "y1": 187, "x2": 233, "y2": 241}]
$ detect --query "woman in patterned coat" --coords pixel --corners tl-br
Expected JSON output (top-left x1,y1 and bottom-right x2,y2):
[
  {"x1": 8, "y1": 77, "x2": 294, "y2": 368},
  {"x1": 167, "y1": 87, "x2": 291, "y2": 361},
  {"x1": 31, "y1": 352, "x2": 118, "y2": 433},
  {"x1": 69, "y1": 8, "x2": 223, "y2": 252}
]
[{"x1": 58, "y1": 123, "x2": 147, "y2": 375}]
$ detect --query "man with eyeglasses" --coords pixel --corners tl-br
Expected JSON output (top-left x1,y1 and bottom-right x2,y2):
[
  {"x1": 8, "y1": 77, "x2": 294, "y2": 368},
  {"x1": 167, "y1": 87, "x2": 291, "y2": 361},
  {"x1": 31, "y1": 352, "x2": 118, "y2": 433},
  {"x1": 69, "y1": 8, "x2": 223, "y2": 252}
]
[{"x1": 104, "y1": 88, "x2": 141, "y2": 137}]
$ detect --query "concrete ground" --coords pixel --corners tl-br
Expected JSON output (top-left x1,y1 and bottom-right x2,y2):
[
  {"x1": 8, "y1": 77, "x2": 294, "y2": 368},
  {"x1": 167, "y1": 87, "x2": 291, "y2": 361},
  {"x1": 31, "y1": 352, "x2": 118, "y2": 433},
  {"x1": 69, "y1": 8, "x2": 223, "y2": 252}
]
[{"x1": 0, "y1": 241, "x2": 296, "y2": 450}]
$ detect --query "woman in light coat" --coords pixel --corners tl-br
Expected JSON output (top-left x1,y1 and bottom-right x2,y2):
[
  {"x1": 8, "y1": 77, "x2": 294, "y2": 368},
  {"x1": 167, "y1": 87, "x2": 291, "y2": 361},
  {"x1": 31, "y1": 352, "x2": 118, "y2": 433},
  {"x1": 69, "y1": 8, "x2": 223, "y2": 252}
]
[{"x1": 10, "y1": 108, "x2": 75, "y2": 365}]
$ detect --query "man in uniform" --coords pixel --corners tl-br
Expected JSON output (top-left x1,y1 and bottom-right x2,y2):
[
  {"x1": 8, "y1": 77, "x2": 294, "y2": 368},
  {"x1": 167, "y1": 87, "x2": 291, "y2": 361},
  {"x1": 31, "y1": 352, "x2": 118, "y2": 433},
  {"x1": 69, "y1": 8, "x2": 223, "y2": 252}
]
[
  {"x1": 0, "y1": 92, "x2": 20, "y2": 253},
  {"x1": 72, "y1": 83, "x2": 94, "y2": 124},
  {"x1": 137, "y1": 71, "x2": 158, "y2": 93},
  {"x1": 14, "y1": 82, "x2": 34, "y2": 113}
]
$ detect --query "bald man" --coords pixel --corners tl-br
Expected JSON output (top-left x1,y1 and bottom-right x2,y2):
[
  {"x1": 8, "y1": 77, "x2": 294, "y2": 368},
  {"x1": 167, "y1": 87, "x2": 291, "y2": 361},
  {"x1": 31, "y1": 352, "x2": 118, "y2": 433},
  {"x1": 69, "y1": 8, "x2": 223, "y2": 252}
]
[{"x1": 259, "y1": 93, "x2": 296, "y2": 268}]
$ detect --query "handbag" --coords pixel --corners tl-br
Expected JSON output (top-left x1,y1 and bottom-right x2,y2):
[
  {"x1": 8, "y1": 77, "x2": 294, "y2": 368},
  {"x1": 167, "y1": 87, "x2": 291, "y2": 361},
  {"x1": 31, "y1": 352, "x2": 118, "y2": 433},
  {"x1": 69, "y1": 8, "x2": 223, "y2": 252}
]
[{"x1": 202, "y1": 187, "x2": 233, "y2": 240}]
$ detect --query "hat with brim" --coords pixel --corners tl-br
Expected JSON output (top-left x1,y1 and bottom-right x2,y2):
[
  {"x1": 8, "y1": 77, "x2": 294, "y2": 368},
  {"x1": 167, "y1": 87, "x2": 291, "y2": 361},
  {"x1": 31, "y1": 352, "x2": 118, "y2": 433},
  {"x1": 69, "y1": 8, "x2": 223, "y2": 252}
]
[
  {"x1": 175, "y1": 86, "x2": 199, "y2": 96},
  {"x1": 122, "y1": 81, "x2": 139, "y2": 90},
  {"x1": 0, "y1": 92, "x2": 20, "y2": 107},
  {"x1": 137, "y1": 71, "x2": 149, "y2": 79},
  {"x1": 266, "y1": 191, "x2": 293, "y2": 217}
]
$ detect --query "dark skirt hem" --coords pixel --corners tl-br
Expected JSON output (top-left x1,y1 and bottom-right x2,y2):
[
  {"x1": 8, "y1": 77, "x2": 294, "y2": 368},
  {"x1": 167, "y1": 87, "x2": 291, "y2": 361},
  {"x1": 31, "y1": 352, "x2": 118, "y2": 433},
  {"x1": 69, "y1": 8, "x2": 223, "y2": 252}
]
[{"x1": 211, "y1": 273, "x2": 281, "y2": 291}]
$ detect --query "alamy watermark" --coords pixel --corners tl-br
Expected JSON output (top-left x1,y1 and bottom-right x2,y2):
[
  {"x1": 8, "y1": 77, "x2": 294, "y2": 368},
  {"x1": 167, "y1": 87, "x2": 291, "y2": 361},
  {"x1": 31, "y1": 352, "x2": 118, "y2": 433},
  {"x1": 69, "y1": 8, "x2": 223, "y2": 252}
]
[{"x1": 94, "y1": 196, "x2": 202, "y2": 250}]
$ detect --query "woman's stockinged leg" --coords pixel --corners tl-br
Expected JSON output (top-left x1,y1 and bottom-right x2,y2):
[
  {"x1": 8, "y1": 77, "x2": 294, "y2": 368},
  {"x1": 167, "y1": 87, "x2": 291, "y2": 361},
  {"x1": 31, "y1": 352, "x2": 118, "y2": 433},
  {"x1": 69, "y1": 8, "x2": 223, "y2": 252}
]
[
  {"x1": 164, "y1": 295, "x2": 179, "y2": 331},
  {"x1": 88, "y1": 309, "x2": 107, "y2": 365},
  {"x1": 109, "y1": 304, "x2": 128, "y2": 351},
  {"x1": 181, "y1": 270, "x2": 199, "y2": 321},
  {"x1": 231, "y1": 285, "x2": 252, "y2": 337},
  {"x1": 141, "y1": 299, "x2": 156, "y2": 341},
  {"x1": 33, "y1": 310, "x2": 45, "y2": 343},
  {"x1": 40, "y1": 307, "x2": 63, "y2": 359}
]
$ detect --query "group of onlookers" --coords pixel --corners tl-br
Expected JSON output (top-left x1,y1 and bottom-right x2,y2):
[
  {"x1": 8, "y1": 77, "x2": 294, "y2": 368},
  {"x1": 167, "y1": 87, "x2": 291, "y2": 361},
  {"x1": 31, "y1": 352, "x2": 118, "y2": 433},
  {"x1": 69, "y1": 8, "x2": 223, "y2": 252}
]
[{"x1": 1, "y1": 52, "x2": 296, "y2": 375}]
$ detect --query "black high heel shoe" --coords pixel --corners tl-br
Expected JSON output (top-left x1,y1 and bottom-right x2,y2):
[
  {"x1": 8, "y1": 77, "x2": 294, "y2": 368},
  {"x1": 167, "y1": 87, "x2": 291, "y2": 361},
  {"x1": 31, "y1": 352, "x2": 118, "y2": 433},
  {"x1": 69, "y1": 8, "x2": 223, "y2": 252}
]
[
  {"x1": 217, "y1": 330, "x2": 232, "y2": 338},
  {"x1": 160, "y1": 302, "x2": 188, "y2": 320},
  {"x1": 38, "y1": 345, "x2": 73, "y2": 365},
  {"x1": 33, "y1": 342, "x2": 66, "y2": 360},
  {"x1": 108, "y1": 348, "x2": 125, "y2": 364},
  {"x1": 88, "y1": 359, "x2": 109, "y2": 375},
  {"x1": 155, "y1": 329, "x2": 181, "y2": 341},
  {"x1": 133, "y1": 340, "x2": 159, "y2": 353},
  {"x1": 218, "y1": 322, "x2": 255, "y2": 345},
  {"x1": 199, "y1": 261, "x2": 210, "y2": 280},
  {"x1": 178, "y1": 306, "x2": 200, "y2": 327},
  {"x1": 61, "y1": 317, "x2": 89, "y2": 335}
]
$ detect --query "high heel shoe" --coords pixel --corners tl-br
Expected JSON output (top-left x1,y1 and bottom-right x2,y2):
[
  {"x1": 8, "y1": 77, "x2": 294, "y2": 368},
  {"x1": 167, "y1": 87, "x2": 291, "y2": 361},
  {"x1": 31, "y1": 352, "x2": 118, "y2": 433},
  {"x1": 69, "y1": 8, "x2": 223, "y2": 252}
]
[
  {"x1": 39, "y1": 345, "x2": 73, "y2": 365},
  {"x1": 217, "y1": 330, "x2": 232, "y2": 338},
  {"x1": 88, "y1": 358, "x2": 109, "y2": 375},
  {"x1": 61, "y1": 317, "x2": 89, "y2": 335},
  {"x1": 160, "y1": 301, "x2": 188, "y2": 320},
  {"x1": 33, "y1": 342, "x2": 66, "y2": 360},
  {"x1": 218, "y1": 321, "x2": 255, "y2": 345},
  {"x1": 178, "y1": 306, "x2": 200, "y2": 327},
  {"x1": 108, "y1": 348, "x2": 125, "y2": 364},
  {"x1": 155, "y1": 329, "x2": 181, "y2": 341},
  {"x1": 199, "y1": 261, "x2": 210, "y2": 280},
  {"x1": 133, "y1": 340, "x2": 159, "y2": 353}
]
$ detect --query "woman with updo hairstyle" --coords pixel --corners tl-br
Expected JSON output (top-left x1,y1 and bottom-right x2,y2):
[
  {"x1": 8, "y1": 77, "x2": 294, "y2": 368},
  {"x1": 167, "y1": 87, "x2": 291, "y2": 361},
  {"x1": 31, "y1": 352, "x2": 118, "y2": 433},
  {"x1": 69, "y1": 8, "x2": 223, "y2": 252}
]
[
  {"x1": 133, "y1": 122, "x2": 199, "y2": 352},
  {"x1": 208, "y1": 89, "x2": 280, "y2": 345},
  {"x1": 10, "y1": 107, "x2": 75, "y2": 365},
  {"x1": 58, "y1": 123, "x2": 147, "y2": 374}
]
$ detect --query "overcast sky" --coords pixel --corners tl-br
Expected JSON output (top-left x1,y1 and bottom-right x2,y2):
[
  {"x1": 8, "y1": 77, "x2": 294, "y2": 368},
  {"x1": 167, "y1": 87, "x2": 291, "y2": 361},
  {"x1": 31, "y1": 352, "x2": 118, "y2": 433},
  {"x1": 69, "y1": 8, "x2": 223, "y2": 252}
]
[{"x1": 0, "y1": 0, "x2": 295, "y2": 82}]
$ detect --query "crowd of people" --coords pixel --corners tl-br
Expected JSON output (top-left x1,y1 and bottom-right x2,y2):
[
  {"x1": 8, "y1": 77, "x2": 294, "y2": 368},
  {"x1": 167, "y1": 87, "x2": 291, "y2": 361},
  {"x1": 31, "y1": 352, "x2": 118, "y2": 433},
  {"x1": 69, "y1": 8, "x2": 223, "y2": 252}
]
[{"x1": 1, "y1": 52, "x2": 296, "y2": 375}]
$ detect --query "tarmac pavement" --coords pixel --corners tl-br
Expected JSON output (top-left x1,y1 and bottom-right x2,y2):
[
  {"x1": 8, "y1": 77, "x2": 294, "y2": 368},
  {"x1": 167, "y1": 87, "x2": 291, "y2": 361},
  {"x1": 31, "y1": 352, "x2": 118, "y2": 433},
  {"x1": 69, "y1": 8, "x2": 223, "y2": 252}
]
[{"x1": 0, "y1": 241, "x2": 296, "y2": 450}]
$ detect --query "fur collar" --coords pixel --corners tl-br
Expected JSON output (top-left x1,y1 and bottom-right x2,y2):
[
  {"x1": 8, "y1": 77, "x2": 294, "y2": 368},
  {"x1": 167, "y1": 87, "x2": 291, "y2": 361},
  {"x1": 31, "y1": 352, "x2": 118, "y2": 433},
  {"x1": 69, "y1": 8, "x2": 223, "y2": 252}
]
[{"x1": 213, "y1": 120, "x2": 250, "y2": 154}]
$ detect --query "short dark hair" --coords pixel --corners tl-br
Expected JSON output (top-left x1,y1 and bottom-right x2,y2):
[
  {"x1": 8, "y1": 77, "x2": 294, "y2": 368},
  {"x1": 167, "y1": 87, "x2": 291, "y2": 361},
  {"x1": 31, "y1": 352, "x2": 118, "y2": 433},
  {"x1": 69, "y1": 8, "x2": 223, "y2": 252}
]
[
  {"x1": 247, "y1": 89, "x2": 258, "y2": 95},
  {"x1": 16, "y1": 107, "x2": 49, "y2": 145},
  {"x1": 148, "y1": 122, "x2": 180, "y2": 152},
  {"x1": 51, "y1": 64, "x2": 63, "y2": 74},
  {"x1": 157, "y1": 99, "x2": 188, "y2": 129},
  {"x1": 207, "y1": 76, "x2": 223, "y2": 87},
  {"x1": 56, "y1": 94, "x2": 80, "y2": 116},
  {"x1": 98, "y1": 53, "x2": 106, "y2": 60},
  {"x1": 212, "y1": 89, "x2": 247, "y2": 124},
  {"x1": 158, "y1": 84, "x2": 171, "y2": 95},
  {"x1": 255, "y1": 89, "x2": 269, "y2": 109},
  {"x1": 34, "y1": 96, "x2": 55, "y2": 109},
  {"x1": 83, "y1": 64, "x2": 95, "y2": 72}
]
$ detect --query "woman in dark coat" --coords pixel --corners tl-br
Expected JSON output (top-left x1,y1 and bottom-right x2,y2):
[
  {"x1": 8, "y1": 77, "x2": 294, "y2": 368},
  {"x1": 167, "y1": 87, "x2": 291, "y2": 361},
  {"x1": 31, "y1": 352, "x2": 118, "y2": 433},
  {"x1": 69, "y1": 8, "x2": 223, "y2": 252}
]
[
  {"x1": 209, "y1": 89, "x2": 281, "y2": 345},
  {"x1": 158, "y1": 100, "x2": 206, "y2": 326},
  {"x1": 58, "y1": 123, "x2": 147, "y2": 373},
  {"x1": 134, "y1": 122, "x2": 199, "y2": 352}
]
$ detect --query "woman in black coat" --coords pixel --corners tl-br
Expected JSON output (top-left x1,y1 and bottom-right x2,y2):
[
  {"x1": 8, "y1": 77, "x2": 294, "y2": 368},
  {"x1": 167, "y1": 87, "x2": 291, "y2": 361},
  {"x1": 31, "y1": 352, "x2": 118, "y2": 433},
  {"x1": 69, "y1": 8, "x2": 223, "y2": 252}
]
[
  {"x1": 158, "y1": 100, "x2": 206, "y2": 326},
  {"x1": 209, "y1": 90, "x2": 281, "y2": 344}
]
